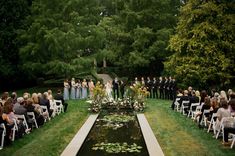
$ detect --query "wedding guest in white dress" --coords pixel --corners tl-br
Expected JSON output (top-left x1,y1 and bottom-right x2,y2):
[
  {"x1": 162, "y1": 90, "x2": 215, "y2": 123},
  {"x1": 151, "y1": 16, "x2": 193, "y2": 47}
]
[
  {"x1": 82, "y1": 79, "x2": 88, "y2": 99},
  {"x1": 63, "y1": 79, "x2": 70, "y2": 100},
  {"x1": 75, "y1": 79, "x2": 82, "y2": 99},
  {"x1": 88, "y1": 79, "x2": 95, "y2": 98},
  {"x1": 70, "y1": 78, "x2": 76, "y2": 99},
  {"x1": 105, "y1": 81, "x2": 113, "y2": 99}
]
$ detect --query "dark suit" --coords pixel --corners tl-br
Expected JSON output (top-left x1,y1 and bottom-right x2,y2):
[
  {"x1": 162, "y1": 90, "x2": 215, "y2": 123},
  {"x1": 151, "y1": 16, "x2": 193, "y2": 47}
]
[
  {"x1": 146, "y1": 80, "x2": 152, "y2": 98},
  {"x1": 159, "y1": 80, "x2": 164, "y2": 99},
  {"x1": 112, "y1": 80, "x2": 119, "y2": 99},
  {"x1": 152, "y1": 79, "x2": 159, "y2": 98},
  {"x1": 39, "y1": 98, "x2": 53, "y2": 117}
]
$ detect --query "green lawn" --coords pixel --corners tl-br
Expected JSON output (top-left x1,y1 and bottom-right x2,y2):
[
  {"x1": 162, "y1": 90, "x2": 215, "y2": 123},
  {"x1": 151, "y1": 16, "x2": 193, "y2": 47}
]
[
  {"x1": 145, "y1": 99, "x2": 235, "y2": 156},
  {"x1": 0, "y1": 98, "x2": 234, "y2": 156}
]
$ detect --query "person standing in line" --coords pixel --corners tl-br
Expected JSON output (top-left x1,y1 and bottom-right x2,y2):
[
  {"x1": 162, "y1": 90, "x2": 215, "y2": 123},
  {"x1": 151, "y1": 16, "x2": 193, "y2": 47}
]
[
  {"x1": 82, "y1": 79, "x2": 88, "y2": 99},
  {"x1": 63, "y1": 79, "x2": 70, "y2": 100},
  {"x1": 141, "y1": 77, "x2": 145, "y2": 87},
  {"x1": 164, "y1": 77, "x2": 169, "y2": 100},
  {"x1": 105, "y1": 80, "x2": 113, "y2": 99},
  {"x1": 88, "y1": 79, "x2": 95, "y2": 98},
  {"x1": 171, "y1": 77, "x2": 177, "y2": 100},
  {"x1": 146, "y1": 77, "x2": 152, "y2": 98},
  {"x1": 152, "y1": 77, "x2": 158, "y2": 99},
  {"x1": 159, "y1": 77, "x2": 164, "y2": 99},
  {"x1": 75, "y1": 79, "x2": 82, "y2": 99},
  {"x1": 70, "y1": 78, "x2": 76, "y2": 99},
  {"x1": 134, "y1": 77, "x2": 139, "y2": 85},
  {"x1": 112, "y1": 77, "x2": 119, "y2": 99},
  {"x1": 120, "y1": 80, "x2": 125, "y2": 99}
]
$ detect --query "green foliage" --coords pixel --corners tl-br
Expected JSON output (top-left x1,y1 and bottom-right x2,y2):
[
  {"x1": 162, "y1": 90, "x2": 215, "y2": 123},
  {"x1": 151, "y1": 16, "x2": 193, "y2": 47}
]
[{"x1": 165, "y1": 0, "x2": 235, "y2": 89}]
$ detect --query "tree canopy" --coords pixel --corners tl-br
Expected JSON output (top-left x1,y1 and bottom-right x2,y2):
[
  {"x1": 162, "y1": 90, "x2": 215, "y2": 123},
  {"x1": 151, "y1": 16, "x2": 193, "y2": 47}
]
[{"x1": 165, "y1": 0, "x2": 235, "y2": 89}]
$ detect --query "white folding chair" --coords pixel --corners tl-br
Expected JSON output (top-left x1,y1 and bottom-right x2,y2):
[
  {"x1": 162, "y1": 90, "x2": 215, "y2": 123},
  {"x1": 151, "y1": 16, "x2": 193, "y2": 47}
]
[
  {"x1": 27, "y1": 112, "x2": 38, "y2": 129},
  {"x1": 49, "y1": 100, "x2": 57, "y2": 117},
  {"x1": 193, "y1": 105, "x2": 202, "y2": 121},
  {"x1": 188, "y1": 103, "x2": 200, "y2": 118},
  {"x1": 200, "y1": 109, "x2": 210, "y2": 127},
  {"x1": 54, "y1": 100, "x2": 64, "y2": 115},
  {"x1": 181, "y1": 100, "x2": 189, "y2": 115},
  {"x1": 215, "y1": 117, "x2": 234, "y2": 140},
  {"x1": 11, "y1": 119, "x2": 18, "y2": 141},
  {"x1": 230, "y1": 134, "x2": 235, "y2": 149},
  {"x1": 174, "y1": 98, "x2": 181, "y2": 112},
  {"x1": 15, "y1": 114, "x2": 30, "y2": 134},
  {"x1": 40, "y1": 106, "x2": 51, "y2": 122},
  {"x1": 207, "y1": 113, "x2": 217, "y2": 134},
  {"x1": 0, "y1": 123, "x2": 6, "y2": 150}
]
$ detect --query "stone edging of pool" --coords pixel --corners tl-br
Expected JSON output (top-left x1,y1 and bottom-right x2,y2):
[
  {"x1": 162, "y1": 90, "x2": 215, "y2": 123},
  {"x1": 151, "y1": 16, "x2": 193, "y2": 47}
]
[
  {"x1": 61, "y1": 113, "x2": 164, "y2": 156},
  {"x1": 137, "y1": 114, "x2": 164, "y2": 156}
]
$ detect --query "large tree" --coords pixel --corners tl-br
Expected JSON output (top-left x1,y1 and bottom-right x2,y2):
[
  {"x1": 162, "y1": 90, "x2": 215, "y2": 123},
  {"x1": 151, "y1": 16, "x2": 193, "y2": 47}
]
[{"x1": 165, "y1": 0, "x2": 235, "y2": 89}]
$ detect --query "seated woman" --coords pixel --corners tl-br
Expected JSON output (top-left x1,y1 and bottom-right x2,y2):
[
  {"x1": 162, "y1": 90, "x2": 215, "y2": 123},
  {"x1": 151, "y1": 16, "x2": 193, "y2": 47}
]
[
  {"x1": 25, "y1": 98, "x2": 44, "y2": 127},
  {"x1": 223, "y1": 99, "x2": 235, "y2": 145},
  {"x1": 171, "y1": 89, "x2": 183, "y2": 110},
  {"x1": 0, "y1": 105, "x2": 12, "y2": 145},
  {"x1": 39, "y1": 92, "x2": 53, "y2": 117},
  {"x1": 198, "y1": 97, "x2": 211, "y2": 127}
]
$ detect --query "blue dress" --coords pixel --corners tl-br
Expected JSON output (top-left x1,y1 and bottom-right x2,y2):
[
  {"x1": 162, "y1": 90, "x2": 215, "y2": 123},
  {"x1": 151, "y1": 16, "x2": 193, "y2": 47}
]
[
  {"x1": 64, "y1": 82, "x2": 70, "y2": 100},
  {"x1": 76, "y1": 84, "x2": 81, "y2": 99}
]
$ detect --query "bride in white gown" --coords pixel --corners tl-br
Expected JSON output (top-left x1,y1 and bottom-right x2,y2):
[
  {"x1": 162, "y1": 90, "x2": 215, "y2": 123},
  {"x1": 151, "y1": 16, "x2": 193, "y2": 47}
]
[{"x1": 105, "y1": 80, "x2": 113, "y2": 100}]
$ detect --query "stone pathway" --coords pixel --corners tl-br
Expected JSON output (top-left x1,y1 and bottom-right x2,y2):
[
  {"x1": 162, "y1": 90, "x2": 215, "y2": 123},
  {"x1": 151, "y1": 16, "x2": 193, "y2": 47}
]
[{"x1": 97, "y1": 74, "x2": 113, "y2": 84}]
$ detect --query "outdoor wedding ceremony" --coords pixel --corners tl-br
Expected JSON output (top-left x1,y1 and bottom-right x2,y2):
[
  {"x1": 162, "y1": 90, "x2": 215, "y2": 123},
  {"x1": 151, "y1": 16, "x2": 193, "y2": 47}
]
[{"x1": 0, "y1": 0, "x2": 234, "y2": 156}]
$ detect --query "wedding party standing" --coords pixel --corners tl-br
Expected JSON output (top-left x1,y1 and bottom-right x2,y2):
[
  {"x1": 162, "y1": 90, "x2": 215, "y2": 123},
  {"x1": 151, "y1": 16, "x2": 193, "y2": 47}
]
[
  {"x1": 105, "y1": 80, "x2": 113, "y2": 99},
  {"x1": 88, "y1": 79, "x2": 95, "y2": 98},
  {"x1": 82, "y1": 79, "x2": 88, "y2": 99},
  {"x1": 75, "y1": 79, "x2": 82, "y2": 99},
  {"x1": 70, "y1": 78, "x2": 76, "y2": 99},
  {"x1": 63, "y1": 79, "x2": 70, "y2": 100},
  {"x1": 112, "y1": 77, "x2": 119, "y2": 99}
]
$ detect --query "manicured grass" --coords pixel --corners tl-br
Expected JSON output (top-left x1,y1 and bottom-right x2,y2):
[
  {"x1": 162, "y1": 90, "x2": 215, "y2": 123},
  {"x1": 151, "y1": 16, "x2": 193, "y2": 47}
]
[
  {"x1": 1, "y1": 97, "x2": 235, "y2": 156},
  {"x1": 145, "y1": 99, "x2": 235, "y2": 156},
  {"x1": 0, "y1": 100, "x2": 89, "y2": 156}
]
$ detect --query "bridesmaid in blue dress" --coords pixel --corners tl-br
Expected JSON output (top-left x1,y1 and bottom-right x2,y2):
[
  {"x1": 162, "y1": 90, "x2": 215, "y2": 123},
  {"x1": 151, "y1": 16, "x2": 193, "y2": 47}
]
[
  {"x1": 82, "y1": 79, "x2": 88, "y2": 99},
  {"x1": 70, "y1": 78, "x2": 76, "y2": 99},
  {"x1": 63, "y1": 79, "x2": 70, "y2": 100},
  {"x1": 76, "y1": 79, "x2": 82, "y2": 99}
]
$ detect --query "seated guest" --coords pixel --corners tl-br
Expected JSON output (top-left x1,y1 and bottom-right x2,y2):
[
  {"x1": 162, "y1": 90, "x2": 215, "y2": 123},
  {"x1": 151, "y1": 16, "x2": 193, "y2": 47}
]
[
  {"x1": 223, "y1": 99, "x2": 235, "y2": 145},
  {"x1": 25, "y1": 99, "x2": 44, "y2": 126},
  {"x1": 216, "y1": 100, "x2": 231, "y2": 123},
  {"x1": 14, "y1": 97, "x2": 33, "y2": 129},
  {"x1": 229, "y1": 98, "x2": 235, "y2": 116},
  {"x1": 195, "y1": 90, "x2": 201, "y2": 103},
  {"x1": 39, "y1": 92, "x2": 53, "y2": 117},
  {"x1": 47, "y1": 90, "x2": 53, "y2": 100},
  {"x1": 200, "y1": 90, "x2": 207, "y2": 105},
  {"x1": 54, "y1": 89, "x2": 68, "y2": 112},
  {"x1": 11, "y1": 92, "x2": 17, "y2": 105},
  {"x1": 179, "y1": 90, "x2": 190, "y2": 107},
  {"x1": 188, "y1": 91, "x2": 200, "y2": 112},
  {"x1": 0, "y1": 105, "x2": 12, "y2": 145},
  {"x1": 219, "y1": 90, "x2": 228, "y2": 102},
  {"x1": 198, "y1": 97, "x2": 211, "y2": 127},
  {"x1": 171, "y1": 89, "x2": 183, "y2": 110},
  {"x1": 1, "y1": 92, "x2": 9, "y2": 106}
]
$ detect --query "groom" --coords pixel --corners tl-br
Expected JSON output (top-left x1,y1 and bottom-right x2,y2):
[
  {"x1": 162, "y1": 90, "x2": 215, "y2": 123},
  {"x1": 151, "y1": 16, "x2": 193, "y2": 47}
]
[{"x1": 112, "y1": 77, "x2": 119, "y2": 99}]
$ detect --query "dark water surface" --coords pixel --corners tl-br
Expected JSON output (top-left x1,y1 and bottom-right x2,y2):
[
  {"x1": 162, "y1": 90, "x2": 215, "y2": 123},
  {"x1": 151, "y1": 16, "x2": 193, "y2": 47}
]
[{"x1": 77, "y1": 111, "x2": 149, "y2": 156}]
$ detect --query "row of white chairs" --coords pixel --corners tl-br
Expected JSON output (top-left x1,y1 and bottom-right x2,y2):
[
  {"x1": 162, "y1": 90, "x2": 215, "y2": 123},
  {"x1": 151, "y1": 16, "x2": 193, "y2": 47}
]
[
  {"x1": 173, "y1": 98, "x2": 235, "y2": 148},
  {"x1": 0, "y1": 100, "x2": 64, "y2": 150}
]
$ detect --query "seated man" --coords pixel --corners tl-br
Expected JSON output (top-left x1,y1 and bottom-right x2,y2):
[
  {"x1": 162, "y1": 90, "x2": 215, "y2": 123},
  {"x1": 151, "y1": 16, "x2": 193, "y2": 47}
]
[
  {"x1": 39, "y1": 92, "x2": 53, "y2": 117},
  {"x1": 54, "y1": 89, "x2": 68, "y2": 112}
]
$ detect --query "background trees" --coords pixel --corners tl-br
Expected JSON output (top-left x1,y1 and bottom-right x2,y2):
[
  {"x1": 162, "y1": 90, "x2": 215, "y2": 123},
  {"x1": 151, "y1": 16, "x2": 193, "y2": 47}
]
[
  {"x1": 165, "y1": 0, "x2": 235, "y2": 89},
  {"x1": 0, "y1": 0, "x2": 234, "y2": 90}
]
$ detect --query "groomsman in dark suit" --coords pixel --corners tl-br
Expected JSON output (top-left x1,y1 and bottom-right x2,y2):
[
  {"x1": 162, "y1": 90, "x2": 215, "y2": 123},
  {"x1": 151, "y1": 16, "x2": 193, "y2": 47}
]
[
  {"x1": 164, "y1": 77, "x2": 169, "y2": 99},
  {"x1": 146, "y1": 77, "x2": 152, "y2": 98},
  {"x1": 159, "y1": 77, "x2": 164, "y2": 99},
  {"x1": 152, "y1": 77, "x2": 158, "y2": 99},
  {"x1": 171, "y1": 78, "x2": 177, "y2": 100},
  {"x1": 112, "y1": 77, "x2": 119, "y2": 99}
]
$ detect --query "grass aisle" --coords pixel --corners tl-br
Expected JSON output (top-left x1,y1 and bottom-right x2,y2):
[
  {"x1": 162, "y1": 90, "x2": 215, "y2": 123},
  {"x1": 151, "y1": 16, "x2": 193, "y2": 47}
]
[
  {"x1": 0, "y1": 100, "x2": 89, "y2": 156},
  {"x1": 145, "y1": 99, "x2": 235, "y2": 156}
]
